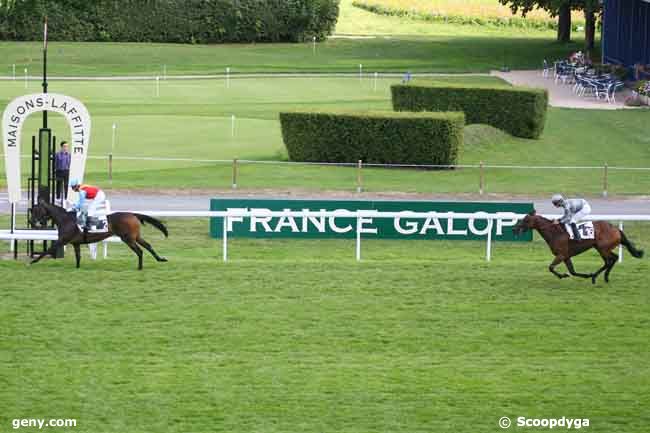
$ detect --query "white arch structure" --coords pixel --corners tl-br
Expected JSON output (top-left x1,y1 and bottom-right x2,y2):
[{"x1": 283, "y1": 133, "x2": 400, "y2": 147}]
[{"x1": 2, "y1": 93, "x2": 91, "y2": 204}]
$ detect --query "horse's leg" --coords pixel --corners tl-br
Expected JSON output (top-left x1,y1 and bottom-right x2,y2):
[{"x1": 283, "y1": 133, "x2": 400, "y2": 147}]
[
  {"x1": 564, "y1": 258, "x2": 592, "y2": 279},
  {"x1": 30, "y1": 241, "x2": 61, "y2": 264},
  {"x1": 73, "y1": 243, "x2": 81, "y2": 269},
  {"x1": 123, "y1": 238, "x2": 143, "y2": 270},
  {"x1": 603, "y1": 253, "x2": 618, "y2": 283},
  {"x1": 549, "y1": 256, "x2": 569, "y2": 279},
  {"x1": 136, "y1": 236, "x2": 168, "y2": 262},
  {"x1": 591, "y1": 254, "x2": 611, "y2": 285}
]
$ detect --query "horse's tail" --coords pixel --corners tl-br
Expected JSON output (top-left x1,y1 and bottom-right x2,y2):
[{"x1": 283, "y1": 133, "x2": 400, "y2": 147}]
[
  {"x1": 133, "y1": 213, "x2": 169, "y2": 238},
  {"x1": 620, "y1": 230, "x2": 644, "y2": 259}
]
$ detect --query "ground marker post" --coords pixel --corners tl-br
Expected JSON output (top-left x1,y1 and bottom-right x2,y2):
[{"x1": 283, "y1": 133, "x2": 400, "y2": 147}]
[
  {"x1": 108, "y1": 153, "x2": 113, "y2": 184},
  {"x1": 357, "y1": 160, "x2": 363, "y2": 193},
  {"x1": 12, "y1": 64, "x2": 15, "y2": 80},
  {"x1": 226, "y1": 67, "x2": 231, "y2": 89},
  {"x1": 355, "y1": 214, "x2": 362, "y2": 261},
  {"x1": 232, "y1": 158, "x2": 238, "y2": 189},
  {"x1": 24, "y1": 68, "x2": 28, "y2": 89},
  {"x1": 110, "y1": 123, "x2": 116, "y2": 185},
  {"x1": 222, "y1": 215, "x2": 228, "y2": 262},
  {"x1": 231, "y1": 114, "x2": 235, "y2": 137},
  {"x1": 359, "y1": 64, "x2": 363, "y2": 82},
  {"x1": 373, "y1": 72, "x2": 378, "y2": 92},
  {"x1": 163, "y1": 64, "x2": 167, "y2": 80},
  {"x1": 155, "y1": 76, "x2": 160, "y2": 97},
  {"x1": 618, "y1": 221, "x2": 623, "y2": 263},
  {"x1": 479, "y1": 161, "x2": 485, "y2": 195},
  {"x1": 312, "y1": 36, "x2": 316, "y2": 55},
  {"x1": 486, "y1": 219, "x2": 494, "y2": 262},
  {"x1": 602, "y1": 163, "x2": 608, "y2": 197}
]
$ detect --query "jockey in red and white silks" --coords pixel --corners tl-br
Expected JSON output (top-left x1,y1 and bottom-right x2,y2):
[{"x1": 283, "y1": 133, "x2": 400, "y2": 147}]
[{"x1": 70, "y1": 179, "x2": 108, "y2": 229}]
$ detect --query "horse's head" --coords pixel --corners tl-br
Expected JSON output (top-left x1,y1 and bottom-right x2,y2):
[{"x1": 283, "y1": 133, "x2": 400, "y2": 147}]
[
  {"x1": 513, "y1": 210, "x2": 537, "y2": 235},
  {"x1": 30, "y1": 199, "x2": 50, "y2": 227}
]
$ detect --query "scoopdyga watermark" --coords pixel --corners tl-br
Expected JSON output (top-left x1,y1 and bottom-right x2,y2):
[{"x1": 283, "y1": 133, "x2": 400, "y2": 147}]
[{"x1": 499, "y1": 416, "x2": 590, "y2": 429}]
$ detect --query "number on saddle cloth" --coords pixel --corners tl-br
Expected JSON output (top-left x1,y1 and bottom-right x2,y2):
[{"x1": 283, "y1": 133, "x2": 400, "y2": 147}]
[{"x1": 564, "y1": 222, "x2": 595, "y2": 240}]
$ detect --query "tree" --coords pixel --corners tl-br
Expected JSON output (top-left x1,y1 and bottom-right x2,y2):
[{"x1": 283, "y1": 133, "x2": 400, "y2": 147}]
[{"x1": 499, "y1": 0, "x2": 601, "y2": 47}]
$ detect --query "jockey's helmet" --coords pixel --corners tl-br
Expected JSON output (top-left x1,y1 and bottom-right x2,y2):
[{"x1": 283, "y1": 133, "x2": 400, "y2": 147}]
[
  {"x1": 70, "y1": 179, "x2": 80, "y2": 189},
  {"x1": 551, "y1": 194, "x2": 565, "y2": 206}
]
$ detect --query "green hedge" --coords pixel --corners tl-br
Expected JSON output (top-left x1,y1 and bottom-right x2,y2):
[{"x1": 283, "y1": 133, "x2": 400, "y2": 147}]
[
  {"x1": 280, "y1": 111, "x2": 465, "y2": 165},
  {"x1": 0, "y1": 0, "x2": 340, "y2": 43},
  {"x1": 391, "y1": 83, "x2": 548, "y2": 139}
]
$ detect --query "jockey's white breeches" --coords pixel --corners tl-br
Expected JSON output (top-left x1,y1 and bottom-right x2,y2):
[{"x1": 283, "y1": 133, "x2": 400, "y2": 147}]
[{"x1": 570, "y1": 203, "x2": 591, "y2": 223}]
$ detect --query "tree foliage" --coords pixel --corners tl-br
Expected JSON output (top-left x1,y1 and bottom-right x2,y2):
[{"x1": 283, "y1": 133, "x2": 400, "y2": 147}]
[
  {"x1": 0, "y1": 0, "x2": 340, "y2": 43},
  {"x1": 499, "y1": 0, "x2": 601, "y2": 48}
]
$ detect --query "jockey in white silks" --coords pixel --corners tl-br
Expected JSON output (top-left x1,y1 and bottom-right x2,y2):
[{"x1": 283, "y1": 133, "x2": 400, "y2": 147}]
[
  {"x1": 69, "y1": 179, "x2": 108, "y2": 231},
  {"x1": 551, "y1": 194, "x2": 592, "y2": 240}
]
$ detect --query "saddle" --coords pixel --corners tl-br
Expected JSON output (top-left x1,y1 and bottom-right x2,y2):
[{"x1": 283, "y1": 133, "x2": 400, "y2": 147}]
[
  {"x1": 77, "y1": 216, "x2": 109, "y2": 233},
  {"x1": 565, "y1": 221, "x2": 595, "y2": 240}
]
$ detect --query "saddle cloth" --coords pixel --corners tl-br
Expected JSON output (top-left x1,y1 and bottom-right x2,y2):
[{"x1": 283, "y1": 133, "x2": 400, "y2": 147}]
[
  {"x1": 566, "y1": 221, "x2": 595, "y2": 240},
  {"x1": 77, "y1": 216, "x2": 109, "y2": 233}
]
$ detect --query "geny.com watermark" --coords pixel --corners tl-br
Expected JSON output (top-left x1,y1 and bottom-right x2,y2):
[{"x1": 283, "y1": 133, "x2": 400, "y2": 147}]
[
  {"x1": 499, "y1": 416, "x2": 590, "y2": 429},
  {"x1": 12, "y1": 419, "x2": 77, "y2": 430}
]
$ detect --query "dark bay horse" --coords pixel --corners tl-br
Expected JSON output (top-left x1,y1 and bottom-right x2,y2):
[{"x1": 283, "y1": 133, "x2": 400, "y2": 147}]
[
  {"x1": 513, "y1": 210, "x2": 644, "y2": 284},
  {"x1": 30, "y1": 199, "x2": 168, "y2": 270}
]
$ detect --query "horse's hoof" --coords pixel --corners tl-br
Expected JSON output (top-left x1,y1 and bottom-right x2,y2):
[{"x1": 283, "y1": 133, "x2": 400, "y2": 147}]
[
  {"x1": 160, "y1": 257, "x2": 168, "y2": 262},
  {"x1": 561, "y1": 273, "x2": 570, "y2": 279},
  {"x1": 591, "y1": 275, "x2": 597, "y2": 284}
]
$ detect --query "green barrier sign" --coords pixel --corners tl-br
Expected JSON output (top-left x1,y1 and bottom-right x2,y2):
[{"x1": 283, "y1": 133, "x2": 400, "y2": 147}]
[{"x1": 210, "y1": 199, "x2": 533, "y2": 241}]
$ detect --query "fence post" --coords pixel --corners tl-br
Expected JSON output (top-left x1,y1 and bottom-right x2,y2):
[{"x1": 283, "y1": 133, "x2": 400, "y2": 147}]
[
  {"x1": 232, "y1": 158, "x2": 238, "y2": 189},
  {"x1": 479, "y1": 161, "x2": 485, "y2": 195},
  {"x1": 603, "y1": 163, "x2": 608, "y2": 197},
  {"x1": 356, "y1": 214, "x2": 362, "y2": 261},
  {"x1": 108, "y1": 153, "x2": 113, "y2": 184},
  {"x1": 357, "y1": 160, "x2": 363, "y2": 193},
  {"x1": 222, "y1": 215, "x2": 228, "y2": 262},
  {"x1": 486, "y1": 219, "x2": 493, "y2": 262},
  {"x1": 618, "y1": 221, "x2": 623, "y2": 263}
]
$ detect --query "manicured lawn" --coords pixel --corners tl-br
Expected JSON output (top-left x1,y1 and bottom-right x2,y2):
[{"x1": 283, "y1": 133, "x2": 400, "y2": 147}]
[
  {"x1": 1, "y1": 218, "x2": 648, "y2": 433},
  {"x1": 0, "y1": 1, "x2": 585, "y2": 76},
  {"x1": 1, "y1": 77, "x2": 648, "y2": 196}
]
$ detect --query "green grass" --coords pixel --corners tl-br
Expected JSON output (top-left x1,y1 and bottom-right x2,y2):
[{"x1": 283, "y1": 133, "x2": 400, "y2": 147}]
[
  {"x1": 2, "y1": 77, "x2": 649, "y2": 196},
  {"x1": 0, "y1": 0, "x2": 586, "y2": 76},
  {"x1": 1, "y1": 218, "x2": 649, "y2": 433}
]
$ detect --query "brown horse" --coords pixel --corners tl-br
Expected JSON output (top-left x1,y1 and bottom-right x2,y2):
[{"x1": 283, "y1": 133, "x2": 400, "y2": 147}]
[
  {"x1": 30, "y1": 199, "x2": 168, "y2": 270},
  {"x1": 513, "y1": 210, "x2": 644, "y2": 284}
]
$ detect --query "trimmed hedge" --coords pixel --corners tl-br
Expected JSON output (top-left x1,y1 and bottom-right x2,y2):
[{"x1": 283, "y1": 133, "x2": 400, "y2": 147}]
[
  {"x1": 391, "y1": 83, "x2": 548, "y2": 139},
  {"x1": 0, "y1": 0, "x2": 340, "y2": 43},
  {"x1": 280, "y1": 111, "x2": 465, "y2": 165}
]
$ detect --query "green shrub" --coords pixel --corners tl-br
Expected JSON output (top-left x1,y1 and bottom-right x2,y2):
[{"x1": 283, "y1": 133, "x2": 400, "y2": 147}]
[
  {"x1": 391, "y1": 83, "x2": 548, "y2": 139},
  {"x1": 0, "y1": 0, "x2": 340, "y2": 43},
  {"x1": 280, "y1": 111, "x2": 465, "y2": 165}
]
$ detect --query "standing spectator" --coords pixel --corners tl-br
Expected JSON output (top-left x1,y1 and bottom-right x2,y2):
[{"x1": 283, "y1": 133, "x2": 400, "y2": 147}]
[{"x1": 55, "y1": 141, "x2": 71, "y2": 200}]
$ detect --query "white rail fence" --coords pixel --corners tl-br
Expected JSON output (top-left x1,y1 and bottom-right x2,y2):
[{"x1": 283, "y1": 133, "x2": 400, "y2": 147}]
[{"x1": 3, "y1": 211, "x2": 649, "y2": 263}]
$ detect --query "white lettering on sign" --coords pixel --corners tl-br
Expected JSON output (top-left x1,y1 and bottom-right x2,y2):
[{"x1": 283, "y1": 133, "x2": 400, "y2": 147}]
[
  {"x1": 329, "y1": 209, "x2": 353, "y2": 234},
  {"x1": 394, "y1": 212, "x2": 419, "y2": 235},
  {"x1": 250, "y1": 208, "x2": 273, "y2": 232},
  {"x1": 419, "y1": 217, "x2": 444, "y2": 235},
  {"x1": 301, "y1": 209, "x2": 327, "y2": 233},
  {"x1": 222, "y1": 207, "x2": 523, "y2": 240},
  {"x1": 2, "y1": 93, "x2": 91, "y2": 203},
  {"x1": 358, "y1": 216, "x2": 377, "y2": 234},
  {"x1": 274, "y1": 209, "x2": 300, "y2": 232},
  {"x1": 447, "y1": 217, "x2": 468, "y2": 236},
  {"x1": 496, "y1": 218, "x2": 517, "y2": 235}
]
